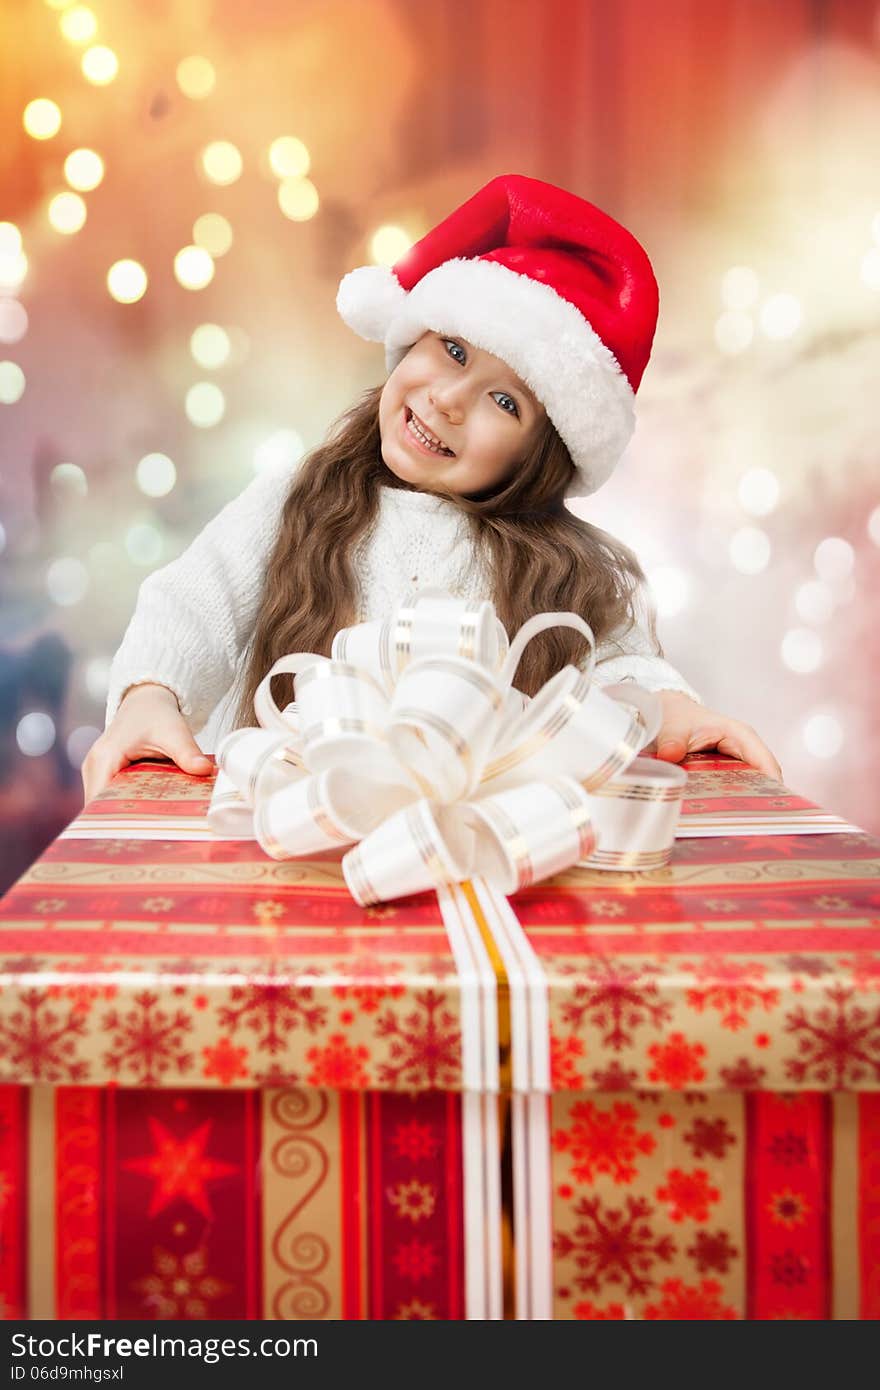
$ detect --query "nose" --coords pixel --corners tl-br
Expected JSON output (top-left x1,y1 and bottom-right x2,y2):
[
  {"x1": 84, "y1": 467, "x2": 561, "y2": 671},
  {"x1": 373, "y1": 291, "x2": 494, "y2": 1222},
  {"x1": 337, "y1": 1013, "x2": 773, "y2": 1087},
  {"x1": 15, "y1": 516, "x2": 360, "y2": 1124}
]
[{"x1": 427, "y1": 380, "x2": 465, "y2": 425}]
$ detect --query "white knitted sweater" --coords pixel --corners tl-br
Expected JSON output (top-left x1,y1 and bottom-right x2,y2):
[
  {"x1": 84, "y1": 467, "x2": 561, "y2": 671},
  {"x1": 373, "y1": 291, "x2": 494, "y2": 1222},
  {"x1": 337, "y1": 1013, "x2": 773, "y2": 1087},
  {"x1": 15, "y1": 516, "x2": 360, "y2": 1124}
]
[{"x1": 106, "y1": 465, "x2": 699, "y2": 751}]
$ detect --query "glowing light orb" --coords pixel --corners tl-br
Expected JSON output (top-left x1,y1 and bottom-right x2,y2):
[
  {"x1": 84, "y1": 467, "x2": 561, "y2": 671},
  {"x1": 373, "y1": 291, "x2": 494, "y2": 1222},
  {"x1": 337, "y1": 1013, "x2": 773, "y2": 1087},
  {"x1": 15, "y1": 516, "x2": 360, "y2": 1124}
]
[
  {"x1": 253, "y1": 429, "x2": 305, "y2": 475},
  {"x1": 728, "y1": 526, "x2": 771, "y2": 574},
  {"x1": 0, "y1": 361, "x2": 26, "y2": 404},
  {"x1": 50, "y1": 462, "x2": 88, "y2": 497},
  {"x1": 185, "y1": 382, "x2": 225, "y2": 427},
  {"x1": 64, "y1": 147, "x2": 104, "y2": 190},
  {"x1": 190, "y1": 324, "x2": 230, "y2": 369},
  {"x1": 268, "y1": 136, "x2": 310, "y2": 179},
  {"x1": 721, "y1": 265, "x2": 759, "y2": 310},
  {"x1": 759, "y1": 293, "x2": 802, "y2": 340},
  {"x1": 813, "y1": 536, "x2": 854, "y2": 583},
  {"x1": 107, "y1": 259, "x2": 147, "y2": 304},
  {"x1": 714, "y1": 310, "x2": 753, "y2": 355},
  {"x1": 84, "y1": 655, "x2": 111, "y2": 699},
  {"x1": 0, "y1": 300, "x2": 26, "y2": 346},
  {"x1": 277, "y1": 177, "x2": 319, "y2": 222},
  {"x1": 23, "y1": 99, "x2": 62, "y2": 139},
  {"x1": 0, "y1": 250, "x2": 28, "y2": 291},
  {"x1": 176, "y1": 55, "x2": 216, "y2": 99},
  {"x1": 0, "y1": 223, "x2": 22, "y2": 255},
  {"x1": 646, "y1": 565, "x2": 689, "y2": 618},
  {"x1": 17, "y1": 712, "x2": 56, "y2": 757},
  {"x1": 794, "y1": 580, "x2": 833, "y2": 625},
  {"x1": 48, "y1": 191, "x2": 87, "y2": 234},
  {"x1": 136, "y1": 452, "x2": 177, "y2": 497},
  {"x1": 802, "y1": 712, "x2": 843, "y2": 759},
  {"x1": 868, "y1": 506, "x2": 880, "y2": 547},
  {"x1": 67, "y1": 725, "x2": 101, "y2": 768},
  {"x1": 81, "y1": 45, "x2": 118, "y2": 84},
  {"x1": 125, "y1": 523, "x2": 163, "y2": 566},
  {"x1": 200, "y1": 141, "x2": 242, "y2": 186},
  {"x1": 173, "y1": 244, "x2": 215, "y2": 290},
  {"x1": 737, "y1": 467, "x2": 779, "y2": 517},
  {"x1": 370, "y1": 225, "x2": 412, "y2": 266},
  {"x1": 193, "y1": 212, "x2": 232, "y2": 257},
  {"x1": 861, "y1": 247, "x2": 880, "y2": 291},
  {"x1": 59, "y1": 5, "x2": 97, "y2": 42},
  {"x1": 781, "y1": 628, "x2": 823, "y2": 673},
  {"x1": 47, "y1": 556, "x2": 89, "y2": 605}
]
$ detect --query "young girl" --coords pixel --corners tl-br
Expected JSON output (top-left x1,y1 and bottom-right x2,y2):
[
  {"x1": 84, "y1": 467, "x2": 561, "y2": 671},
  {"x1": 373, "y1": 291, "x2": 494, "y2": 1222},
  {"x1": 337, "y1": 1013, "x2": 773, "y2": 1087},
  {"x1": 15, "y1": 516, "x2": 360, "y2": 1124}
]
[{"x1": 83, "y1": 174, "x2": 781, "y2": 803}]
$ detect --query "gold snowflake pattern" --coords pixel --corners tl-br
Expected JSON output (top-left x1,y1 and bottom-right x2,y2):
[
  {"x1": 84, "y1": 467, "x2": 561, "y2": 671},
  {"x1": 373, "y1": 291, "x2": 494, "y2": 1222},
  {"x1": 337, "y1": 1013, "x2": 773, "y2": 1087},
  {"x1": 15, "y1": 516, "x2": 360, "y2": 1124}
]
[
  {"x1": 133, "y1": 1247, "x2": 229, "y2": 1319},
  {"x1": 253, "y1": 900, "x2": 285, "y2": 924},
  {"x1": 142, "y1": 897, "x2": 175, "y2": 913},
  {"x1": 394, "y1": 1299, "x2": 437, "y2": 1319},
  {"x1": 387, "y1": 1179, "x2": 437, "y2": 1223}
]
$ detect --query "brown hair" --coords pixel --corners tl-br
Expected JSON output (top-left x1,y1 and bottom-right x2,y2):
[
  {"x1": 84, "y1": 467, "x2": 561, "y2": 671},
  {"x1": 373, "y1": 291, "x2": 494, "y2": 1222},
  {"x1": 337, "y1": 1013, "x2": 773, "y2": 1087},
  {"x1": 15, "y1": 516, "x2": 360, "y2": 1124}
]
[{"x1": 233, "y1": 385, "x2": 658, "y2": 724}]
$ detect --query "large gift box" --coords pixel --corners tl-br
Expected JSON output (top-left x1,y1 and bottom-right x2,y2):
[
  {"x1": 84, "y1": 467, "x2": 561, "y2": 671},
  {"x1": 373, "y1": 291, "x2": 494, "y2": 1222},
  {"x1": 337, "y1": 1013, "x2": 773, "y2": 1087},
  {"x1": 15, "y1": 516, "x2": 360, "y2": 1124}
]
[{"x1": 1, "y1": 754, "x2": 879, "y2": 1320}]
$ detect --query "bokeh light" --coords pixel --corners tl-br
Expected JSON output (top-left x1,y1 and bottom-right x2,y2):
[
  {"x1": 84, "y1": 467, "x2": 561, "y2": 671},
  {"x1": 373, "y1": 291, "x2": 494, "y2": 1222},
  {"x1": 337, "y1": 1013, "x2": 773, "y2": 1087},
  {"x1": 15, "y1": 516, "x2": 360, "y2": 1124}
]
[
  {"x1": 813, "y1": 536, "x2": 854, "y2": 583},
  {"x1": 47, "y1": 556, "x2": 89, "y2": 605},
  {"x1": 780, "y1": 628, "x2": 823, "y2": 673},
  {"x1": 23, "y1": 99, "x2": 61, "y2": 139},
  {"x1": 0, "y1": 361, "x2": 26, "y2": 404},
  {"x1": 868, "y1": 506, "x2": 880, "y2": 547},
  {"x1": 193, "y1": 212, "x2": 233, "y2": 256},
  {"x1": 759, "y1": 292, "x2": 803, "y2": 340},
  {"x1": 173, "y1": 245, "x2": 215, "y2": 290},
  {"x1": 646, "y1": 564, "x2": 690, "y2": 618},
  {"x1": 0, "y1": 249, "x2": 28, "y2": 291},
  {"x1": 0, "y1": 223, "x2": 22, "y2": 255},
  {"x1": 81, "y1": 46, "x2": 119, "y2": 85},
  {"x1": 721, "y1": 265, "x2": 759, "y2": 310},
  {"x1": 185, "y1": 381, "x2": 225, "y2": 427},
  {"x1": 59, "y1": 5, "x2": 97, "y2": 42},
  {"x1": 66, "y1": 725, "x2": 101, "y2": 769},
  {"x1": 714, "y1": 310, "x2": 753, "y2": 355},
  {"x1": 64, "y1": 147, "x2": 104, "y2": 191},
  {"x1": 803, "y1": 712, "x2": 843, "y2": 759},
  {"x1": 729, "y1": 526, "x2": 771, "y2": 574},
  {"x1": 794, "y1": 580, "x2": 834, "y2": 625},
  {"x1": 107, "y1": 259, "x2": 147, "y2": 304},
  {"x1": 190, "y1": 323, "x2": 230, "y2": 368},
  {"x1": 268, "y1": 136, "x2": 310, "y2": 178},
  {"x1": 277, "y1": 176, "x2": 319, "y2": 221},
  {"x1": 48, "y1": 191, "x2": 87, "y2": 234},
  {"x1": 737, "y1": 467, "x2": 780, "y2": 516},
  {"x1": 84, "y1": 655, "x2": 111, "y2": 701},
  {"x1": 50, "y1": 462, "x2": 88, "y2": 497},
  {"x1": 176, "y1": 55, "x2": 216, "y2": 100},
  {"x1": 200, "y1": 141, "x2": 243, "y2": 186},
  {"x1": 136, "y1": 452, "x2": 177, "y2": 497},
  {"x1": 370, "y1": 225, "x2": 413, "y2": 266},
  {"x1": 16, "y1": 712, "x2": 56, "y2": 758},
  {"x1": 253, "y1": 428, "x2": 305, "y2": 475},
  {"x1": 0, "y1": 300, "x2": 27, "y2": 345},
  {"x1": 125, "y1": 523, "x2": 163, "y2": 566}
]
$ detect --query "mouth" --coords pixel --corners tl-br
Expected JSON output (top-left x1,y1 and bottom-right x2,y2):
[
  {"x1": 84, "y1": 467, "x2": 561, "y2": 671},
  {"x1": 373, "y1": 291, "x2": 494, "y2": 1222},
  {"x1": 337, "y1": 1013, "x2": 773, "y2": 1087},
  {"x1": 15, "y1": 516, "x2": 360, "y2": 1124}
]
[{"x1": 403, "y1": 406, "x2": 455, "y2": 457}]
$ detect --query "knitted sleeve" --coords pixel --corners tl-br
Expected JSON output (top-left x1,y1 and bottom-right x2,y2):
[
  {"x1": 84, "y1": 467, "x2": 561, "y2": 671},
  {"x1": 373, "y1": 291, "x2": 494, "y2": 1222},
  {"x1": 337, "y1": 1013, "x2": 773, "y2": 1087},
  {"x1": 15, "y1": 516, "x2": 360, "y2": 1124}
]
[
  {"x1": 105, "y1": 465, "x2": 293, "y2": 733},
  {"x1": 590, "y1": 586, "x2": 701, "y2": 703}
]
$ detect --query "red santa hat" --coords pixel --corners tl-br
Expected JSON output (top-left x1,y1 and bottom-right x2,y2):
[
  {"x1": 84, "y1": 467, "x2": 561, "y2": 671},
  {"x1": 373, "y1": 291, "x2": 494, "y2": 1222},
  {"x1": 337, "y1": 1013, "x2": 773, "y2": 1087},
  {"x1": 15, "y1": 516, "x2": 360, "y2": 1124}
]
[{"x1": 336, "y1": 173, "x2": 659, "y2": 496}]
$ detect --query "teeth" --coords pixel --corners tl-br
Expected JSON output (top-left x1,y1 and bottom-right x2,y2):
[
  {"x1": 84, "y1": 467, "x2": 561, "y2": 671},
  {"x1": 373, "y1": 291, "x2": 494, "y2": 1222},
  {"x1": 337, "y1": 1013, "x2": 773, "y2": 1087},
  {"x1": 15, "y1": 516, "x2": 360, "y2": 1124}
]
[{"x1": 407, "y1": 409, "x2": 452, "y2": 455}]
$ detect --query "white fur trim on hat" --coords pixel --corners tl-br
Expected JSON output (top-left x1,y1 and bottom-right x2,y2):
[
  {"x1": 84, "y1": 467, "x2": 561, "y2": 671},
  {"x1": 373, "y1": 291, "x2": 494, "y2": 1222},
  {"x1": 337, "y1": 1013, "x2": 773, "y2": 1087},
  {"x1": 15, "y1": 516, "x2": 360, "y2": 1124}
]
[{"x1": 336, "y1": 265, "x2": 408, "y2": 343}]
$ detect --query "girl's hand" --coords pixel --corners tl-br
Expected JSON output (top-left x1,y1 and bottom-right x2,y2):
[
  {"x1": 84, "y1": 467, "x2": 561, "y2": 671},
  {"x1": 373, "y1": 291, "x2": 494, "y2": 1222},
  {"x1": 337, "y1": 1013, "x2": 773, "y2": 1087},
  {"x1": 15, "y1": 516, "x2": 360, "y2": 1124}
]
[
  {"x1": 651, "y1": 690, "x2": 783, "y2": 781},
  {"x1": 81, "y1": 683, "x2": 214, "y2": 804}
]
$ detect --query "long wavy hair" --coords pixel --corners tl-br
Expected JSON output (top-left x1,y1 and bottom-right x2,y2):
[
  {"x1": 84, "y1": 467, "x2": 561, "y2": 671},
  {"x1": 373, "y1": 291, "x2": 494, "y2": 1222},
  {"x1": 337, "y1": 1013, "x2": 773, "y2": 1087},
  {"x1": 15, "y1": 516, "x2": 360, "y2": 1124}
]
[{"x1": 233, "y1": 384, "x2": 659, "y2": 725}]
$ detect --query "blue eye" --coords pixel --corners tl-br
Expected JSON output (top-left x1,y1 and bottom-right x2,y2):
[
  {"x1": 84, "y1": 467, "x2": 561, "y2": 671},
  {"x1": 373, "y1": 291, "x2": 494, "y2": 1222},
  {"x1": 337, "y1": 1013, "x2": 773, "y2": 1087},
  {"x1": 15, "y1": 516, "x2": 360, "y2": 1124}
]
[
  {"x1": 442, "y1": 338, "x2": 466, "y2": 365},
  {"x1": 492, "y1": 392, "x2": 519, "y2": 417}
]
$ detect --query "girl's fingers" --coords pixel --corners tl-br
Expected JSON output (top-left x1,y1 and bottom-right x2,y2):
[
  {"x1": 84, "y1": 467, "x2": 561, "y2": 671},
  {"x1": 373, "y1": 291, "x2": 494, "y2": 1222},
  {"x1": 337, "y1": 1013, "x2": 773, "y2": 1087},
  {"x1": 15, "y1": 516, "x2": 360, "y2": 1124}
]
[
  {"x1": 715, "y1": 729, "x2": 783, "y2": 781},
  {"x1": 655, "y1": 714, "x2": 783, "y2": 781}
]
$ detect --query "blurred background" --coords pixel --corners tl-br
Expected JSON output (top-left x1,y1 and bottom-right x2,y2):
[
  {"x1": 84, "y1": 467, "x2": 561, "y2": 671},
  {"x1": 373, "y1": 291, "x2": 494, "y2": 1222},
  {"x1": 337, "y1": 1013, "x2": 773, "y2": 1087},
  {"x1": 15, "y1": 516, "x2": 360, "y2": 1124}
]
[{"x1": 1, "y1": 0, "x2": 878, "y2": 892}]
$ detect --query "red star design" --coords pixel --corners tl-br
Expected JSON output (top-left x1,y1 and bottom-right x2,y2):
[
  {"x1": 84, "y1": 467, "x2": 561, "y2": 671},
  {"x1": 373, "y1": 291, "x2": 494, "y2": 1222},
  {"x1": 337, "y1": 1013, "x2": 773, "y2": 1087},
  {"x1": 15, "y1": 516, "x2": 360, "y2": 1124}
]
[{"x1": 124, "y1": 1118, "x2": 237, "y2": 1218}]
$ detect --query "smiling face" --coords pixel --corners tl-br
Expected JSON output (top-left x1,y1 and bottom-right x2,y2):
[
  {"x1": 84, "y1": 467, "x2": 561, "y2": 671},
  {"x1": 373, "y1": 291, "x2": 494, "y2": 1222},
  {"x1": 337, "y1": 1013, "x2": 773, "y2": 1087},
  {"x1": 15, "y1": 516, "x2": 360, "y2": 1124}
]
[{"x1": 377, "y1": 332, "x2": 545, "y2": 497}]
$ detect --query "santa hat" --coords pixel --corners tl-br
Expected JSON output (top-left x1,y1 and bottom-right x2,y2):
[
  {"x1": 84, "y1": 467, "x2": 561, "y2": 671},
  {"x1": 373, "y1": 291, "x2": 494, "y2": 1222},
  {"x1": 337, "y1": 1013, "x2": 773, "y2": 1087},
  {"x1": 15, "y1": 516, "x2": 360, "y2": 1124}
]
[{"x1": 336, "y1": 173, "x2": 659, "y2": 496}]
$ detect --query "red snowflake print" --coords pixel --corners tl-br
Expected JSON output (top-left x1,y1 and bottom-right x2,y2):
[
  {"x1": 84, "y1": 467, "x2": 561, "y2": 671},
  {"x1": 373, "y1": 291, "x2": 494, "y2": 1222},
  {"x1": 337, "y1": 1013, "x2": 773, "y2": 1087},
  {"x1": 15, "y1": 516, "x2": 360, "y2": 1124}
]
[
  {"x1": 782, "y1": 955, "x2": 829, "y2": 979},
  {"x1": 124, "y1": 1118, "x2": 237, "y2": 1217},
  {"x1": 559, "y1": 959, "x2": 673, "y2": 1051},
  {"x1": 218, "y1": 965, "x2": 327, "y2": 1056},
  {"x1": 768, "y1": 1188, "x2": 810, "y2": 1229},
  {"x1": 392, "y1": 1239, "x2": 439, "y2": 1282},
  {"x1": 643, "y1": 1277, "x2": 737, "y2": 1320},
  {"x1": 394, "y1": 1299, "x2": 436, "y2": 1319},
  {"x1": 840, "y1": 953, "x2": 880, "y2": 990},
  {"x1": 554, "y1": 1195, "x2": 675, "y2": 1298},
  {"x1": 784, "y1": 985, "x2": 880, "y2": 1086},
  {"x1": 591, "y1": 1060, "x2": 640, "y2": 1091},
  {"x1": 646, "y1": 1033, "x2": 706, "y2": 1089},
  {"x1": 101, "y1": 991, "x2": 193, "y2": 1084},
  {"x1": 391, "y1": 1120, "x2": 439, "y2": 1162},
  {"x1": 0, "y1": 989, "x2": 89, "y2": 1082},
  {"x1": 686, "y1": 1230, "x2": 738, "y2": 1274},
  {"x1": 550, "y1": 1033, "x2": 586, "y2": 1089},
  {"x1": 572, "y1": 1301, "x2": 627, "y2": 1319},
  {"x1": 719, "y1": 1056, "x2": 766, "y2": 1089},
  {"x1": 770, "y1": 1250, "x2": 810, "y2": 1286},
  {"x1": 552, "y1": 1100, "x2": 656, "y2": 1185},
  {"x1": 374, "y1": 989, "x2": 460, "y2": 1089},
  {"x1": 44, "y1": 958, "x2": 120, "y2": 1016},
  {"x1": 683, "y1": 1116, "x2": 736, "y2": 1160},
  {"x1": 305, "y1": 1033, "x2": 370, "y2": 1088},
  {"x1": 685, "y1": 957, "x2": 779, "y2": 1032},
  {"x1": 201, "y1": 1037, "x2": 249, "y2": 1085},
  {"x1": 332, "y1": 957, "x2": 406, "y2": 1014},
  {"x1": 655, "y1": 1168, "x2": 720, "y2": 1223}
]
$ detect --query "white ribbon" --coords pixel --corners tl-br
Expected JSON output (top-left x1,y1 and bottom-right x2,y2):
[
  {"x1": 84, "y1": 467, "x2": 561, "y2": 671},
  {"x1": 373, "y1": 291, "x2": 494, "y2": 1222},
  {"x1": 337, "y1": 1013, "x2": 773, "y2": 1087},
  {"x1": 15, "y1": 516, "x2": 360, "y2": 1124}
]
[{"x1": 208, "y1": 590, "x2": 687, "y2": 905}]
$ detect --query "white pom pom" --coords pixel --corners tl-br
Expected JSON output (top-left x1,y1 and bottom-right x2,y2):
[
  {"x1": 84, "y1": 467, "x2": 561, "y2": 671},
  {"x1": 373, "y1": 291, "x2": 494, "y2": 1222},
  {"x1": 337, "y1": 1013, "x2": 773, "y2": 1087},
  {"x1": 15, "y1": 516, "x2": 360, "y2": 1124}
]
[{"x1": 336, "y1": 265, "x2": 408, "y2": 342}]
